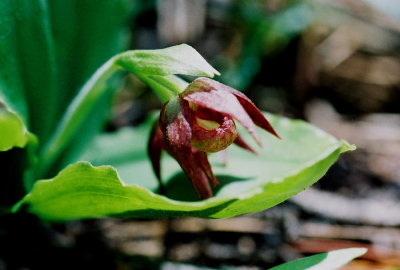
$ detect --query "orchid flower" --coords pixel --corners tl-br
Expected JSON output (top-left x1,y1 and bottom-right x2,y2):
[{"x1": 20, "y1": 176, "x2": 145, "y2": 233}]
[{"x1": 148, "y1": 77, "x2": 280, "y2": 199}]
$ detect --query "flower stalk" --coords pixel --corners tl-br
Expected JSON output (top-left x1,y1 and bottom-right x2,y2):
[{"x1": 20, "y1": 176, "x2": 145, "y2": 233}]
[{"x1": 37, "y1": 44, "x2": 209, "y2": 177}]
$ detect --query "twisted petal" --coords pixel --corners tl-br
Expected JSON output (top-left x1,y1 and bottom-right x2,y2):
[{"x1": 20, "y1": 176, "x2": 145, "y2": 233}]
[
  {"x1": 234, "y1": 134, "x2": 257, "y2": 154},
  {"x1": 182, "y1": 78, "x2": 263, "y2": 146},
  {"x1": 160, "y1": 99, "x2": 217, "y2": 198},
  {"x1": 193, "y1": 77, "x2": 280, "y2": 139},
  {"x1": 180, "y1": 148, "x2": 218, "y2": 198},
  {"x1": 147, "y1": 122, "x2": 165, "y2": 181},
  {"x1": 196, "y1": 150, "x2": 218, "y2": 187},
  {"x1": 225, "y1": 88, "x2": 280, "y2": 139}
]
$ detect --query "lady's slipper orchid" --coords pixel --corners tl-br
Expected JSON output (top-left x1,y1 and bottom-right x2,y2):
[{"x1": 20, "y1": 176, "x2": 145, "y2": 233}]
[{"x1": 148, "y1": 77, "x2": 280, "y2": 199}]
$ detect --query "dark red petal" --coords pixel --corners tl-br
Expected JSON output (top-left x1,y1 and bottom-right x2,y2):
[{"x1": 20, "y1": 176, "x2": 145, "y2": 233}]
[
  {"x1": 160, "y1": 100, "x2": 216, "y2": 199},
  {"x1": 182, "y1": 79, "x2": 262, "y2": 146},
  {"x1": 160, "y1": 99, "x2": 192, "y2": 148},
  {"x1": 229, "y1": 91, "x2": 280, "y2": 139},
  {"x1": 194, "y1": 150, "x2": 219, "y2": 187},
  {"x1": 234, "y1": 134, "x2": 258, "y2": 155},
  {"x1": 192, "y1": 77, "x2": 280, "y2": 139},
  {"x1": 170, "y1": 147, "x2": 215, "y2": 199},
  {"x1": 147, "y1": 121, "x2": 165, "y2": 181}
]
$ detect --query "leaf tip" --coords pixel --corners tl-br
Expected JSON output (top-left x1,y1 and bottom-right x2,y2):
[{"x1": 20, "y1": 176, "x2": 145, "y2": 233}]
[
  {"x1": 339, "y1": 140, "x2": 356, "y2": 153},
  {"x1": 212, "y1": 68, "x2": 221, "y2": 77},
  {"x1": 351, "y1": 247, "x2": 368, "y2": 256}
]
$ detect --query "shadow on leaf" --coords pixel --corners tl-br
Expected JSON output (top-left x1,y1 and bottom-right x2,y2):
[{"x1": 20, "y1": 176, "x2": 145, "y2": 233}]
[
  {"x1": 113, "y1": 198, "x2": 236, "y2": 218},
  {"x1": 161, "y1": 172, "x2": 252, "y2": 201}
]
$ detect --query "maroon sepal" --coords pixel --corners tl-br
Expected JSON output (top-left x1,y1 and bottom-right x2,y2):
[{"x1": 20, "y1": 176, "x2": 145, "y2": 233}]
[{"x1": 147, "y1": 77, "x2": 280, "y2": 199}]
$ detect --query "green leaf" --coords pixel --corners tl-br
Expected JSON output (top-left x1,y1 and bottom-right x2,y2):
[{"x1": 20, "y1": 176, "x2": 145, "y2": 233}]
[
  {"x1": 0, "y1": 1, "x2": 28, "y2": 124},
  {"x1": 0, "y1": 103, "x2": 38, "y2": 204},
  {"x1": 15, "y1": 113, "x2": 355, "y2": 220},
  {"x1": 0, "y1": 0, "x2": 131, "y2": 152},
  {"x1": 0, "y1": 104, "x2": 33, "y2": 151},
  {"x1": 0, "y1": 0, "x2": 54, "y2": 152},
  {"x1": 45, "y1": 0, "x2": 132, "y2": 175},
  {"x1": 0, "y1": 0, "x2": 132, "y2": 205},
  {"x1": 48, "y1": 0, "x2": 131, "y2": 116},
  {"x1": 116, "y1": 44, "x2": 220, "y2": 77},
  {"x1": 14, "y1": 161, "x2": 236, "y2": 220},
  {"x1": 270, "y1": 248, "x2": 367, "y2": 270},
  {"x1": 11, "y1": 0, "x2": 58, "y2": 142}
]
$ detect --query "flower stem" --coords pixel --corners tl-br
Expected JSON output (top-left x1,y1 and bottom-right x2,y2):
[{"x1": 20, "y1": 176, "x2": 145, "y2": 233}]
[
  {"x1": 137, "y1": 74, "x2": 188, "y2": 102},
  {"x1": 37, "y1": 54, "x2": 189, "y2": 177},
  {"x1": 37, "y1": 57, "x2": 120, "y2": 177}
]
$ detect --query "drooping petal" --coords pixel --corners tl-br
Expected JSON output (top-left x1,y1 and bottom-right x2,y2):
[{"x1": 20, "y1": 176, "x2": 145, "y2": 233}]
[
  {"x1": 195, "y1": 77, "x2": 280, "y2": 139},
  {"x1": 160, "y1": 98, "x2": 216, "y2": 198},
  {"x1": 169, "y1": 147, "x2": 216, "y2": 198},
  {"x1": 147, "y1": 122, "x2": 165, "y2": 181},
  {"x1": 227, "y1": 90, "x2": 280, "y2": 139},
  {"x1": 194, "y1": 150, "x2": 219, "y2": 187},
  {"x1": 173, "y1": 148, "x2": 218, "y2": 198},
  {"x1": 234, "y1": 134, "x2": 258, "y2": 154},
  {"x1": 182, "y1": 78, "x2": 262, "y2": 146},
  {"x1": 181, "y1": 152, "x2": 214, "y2": 198}
]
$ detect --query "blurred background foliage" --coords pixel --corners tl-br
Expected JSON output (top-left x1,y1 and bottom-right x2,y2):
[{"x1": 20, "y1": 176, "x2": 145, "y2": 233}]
[
  {"x1": 115, "y1": 0, "x2": 400, "y2": 127},
  {"x1": 1, "y1": 0, "x2": 400, "y2": 269}
]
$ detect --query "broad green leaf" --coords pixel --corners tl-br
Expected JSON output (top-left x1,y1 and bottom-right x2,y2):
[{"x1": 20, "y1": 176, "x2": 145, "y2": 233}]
[
  {"x1": 0, "y1": 102, "x2": 38, "y2": 197},
  {"x1": 116, "y1": 44, "x2": 220, "y2": 77},
  {"x1": 14, "y1": 161, "x2": 235, "y2": 220},
  {"x1": 0, "y1": 105, "x2": 31, "y2": 151},
  {"x1": 0, "y1": 0, "x2": 53, "y2": 152},
  {"x1": 0, "y1": 1, "x2": 28, "y2": 124},
  {"x1": 36, "y1": 0, "x2": 132, "y2": 177},
  {"x1": 0, "y1": 0, "x2": 131, "y2": 151},
  {"x1": 16, "y1": 113, "x2": 354, "y2": 220},
  {"x1": 0, "y1": 0, "x2": 132, "y2": 203},
  {"x1": 0, "y1": 104, "x2": 38, "y2": 206},
  {"x1": 48, "y1": 0, "x2": 131, "y2": 116},
  {"x1": 270, "y1": 248, "x2": 367, "y2": 270},
  {"x1": 12, "y1": 0, "x2": 58, "y2": 142}
]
